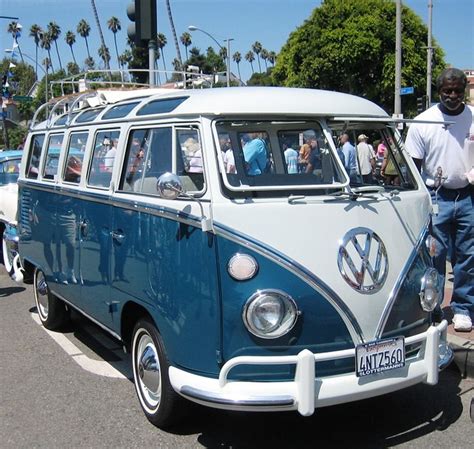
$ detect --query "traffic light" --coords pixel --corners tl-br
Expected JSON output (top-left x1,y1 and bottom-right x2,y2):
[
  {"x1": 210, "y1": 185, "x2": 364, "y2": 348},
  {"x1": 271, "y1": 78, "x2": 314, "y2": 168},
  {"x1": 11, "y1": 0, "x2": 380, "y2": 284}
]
[
  {"x1": 127, "y1": 0, "x2": 157, "y2": 46},
  {"x1": 416, "y1": 96, "x2": 426, "y2": 113}
]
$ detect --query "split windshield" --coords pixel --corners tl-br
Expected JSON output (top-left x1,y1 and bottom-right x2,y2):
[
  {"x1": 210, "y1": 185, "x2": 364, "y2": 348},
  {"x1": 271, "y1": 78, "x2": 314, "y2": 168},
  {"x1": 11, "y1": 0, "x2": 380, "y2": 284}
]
[{"x1": 215, "y1": 119, "x2": 416, "y2": 197}]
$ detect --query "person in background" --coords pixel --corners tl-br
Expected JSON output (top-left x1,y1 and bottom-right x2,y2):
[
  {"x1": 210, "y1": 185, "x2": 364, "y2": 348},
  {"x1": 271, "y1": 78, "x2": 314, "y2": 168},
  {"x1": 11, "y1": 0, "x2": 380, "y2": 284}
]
[
  {"x1": 405, "y1": 67, "x2": 473, "y2": 332},
  {"x1": 283, "y1": 141, "x2": 298, "y2": 174},
  {"x1": 356, "y1": 134, "x2": 376, "y2": 183},
  {"x1": 298, "y1": 143, "x2": 312, "y2": 173},
  {"x1": 243, "y1": 132, "x2": 268, "y2": 175},
  {"x1": 339, "y1": 133, "x2": 357, "y2": 181}
]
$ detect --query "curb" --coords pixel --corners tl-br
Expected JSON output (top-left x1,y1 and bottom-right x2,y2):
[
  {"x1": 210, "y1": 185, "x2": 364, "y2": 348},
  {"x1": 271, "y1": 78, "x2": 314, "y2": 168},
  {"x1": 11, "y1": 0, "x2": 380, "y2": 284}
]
[{"x1": 447, "y1": 333, "x2": 474, "y2": 379}]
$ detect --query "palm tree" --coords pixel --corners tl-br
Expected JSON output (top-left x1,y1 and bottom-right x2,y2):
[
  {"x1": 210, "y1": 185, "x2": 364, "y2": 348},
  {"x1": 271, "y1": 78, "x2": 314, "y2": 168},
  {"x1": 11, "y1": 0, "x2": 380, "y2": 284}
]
[
  {"x1": 40, "y1": 32, "x2": 54, "y2": 72},
  {"x1": 261, "y1": 49, "x2": 269, "y2": 71},
  {"x1": 157, "y1": 33, "x2": 168, "y2": 73},
  {"x1": 98, "y1": 45, "x2": 111, "y2": 69},
  {"x1": 7, "y1": 22, "x2": 24, "y2": 62},
  {"x1": 91, "y1": 0, "x2": 110, "y2": 70},
  {"x1": 268, "y1": 51, "x2": 276, "y2": 66},
  {"x1": 67, "y1": 62, "x2": 80, "y2": 76},
  {"x1": 29, "y1": 24, "x2": 43, "y2": 80},
  {"x1": 165, "y1": 0, "x2": 182, "y2": 65},
  {"x1": 42, "y1": 57, "x2": 52, "y2": 73},
  {"x1": 47, "y1": 22, "x2": 63, "y2": 71},
  {"x1": 107, "y1": 16, "x2": 121, "y2": 70},
  {"x1": 65, "y1": 31, "x2": 77, "y2": 66},
  {"x1": 172, "y1": 58, "x2": 182, "y2": 72},
  {"x1": 251, "y1": 41, "x2": 262, "y2": 72},
  {"x1": 180, "y1": 32, "x2": 192, "y2": 62},
  {"x1": 85, "y1": 56, "x2": 95, "y2": 70},
  {"x1": 233, "y1": 51, "x2": 242, "y2": 82},
  {"x1": 77, "y1": 19, "x2": 91, "y2": 59},
  {"x1": 245, "y1": 51, "x2": 255, "y2": 74}
]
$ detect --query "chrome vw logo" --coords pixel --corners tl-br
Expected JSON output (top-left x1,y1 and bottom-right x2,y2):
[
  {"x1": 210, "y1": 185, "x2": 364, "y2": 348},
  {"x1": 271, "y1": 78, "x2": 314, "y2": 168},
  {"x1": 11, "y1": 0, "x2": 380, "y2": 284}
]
[{"x1": 337, "y1": 227, "x2": 388, "y2": 293}]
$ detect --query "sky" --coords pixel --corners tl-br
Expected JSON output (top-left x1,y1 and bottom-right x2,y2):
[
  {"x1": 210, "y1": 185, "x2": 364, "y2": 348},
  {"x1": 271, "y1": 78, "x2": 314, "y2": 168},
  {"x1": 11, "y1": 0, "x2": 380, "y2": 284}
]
[{"x1": 1, "y1": 0, "x2": 473, "y2": 84}]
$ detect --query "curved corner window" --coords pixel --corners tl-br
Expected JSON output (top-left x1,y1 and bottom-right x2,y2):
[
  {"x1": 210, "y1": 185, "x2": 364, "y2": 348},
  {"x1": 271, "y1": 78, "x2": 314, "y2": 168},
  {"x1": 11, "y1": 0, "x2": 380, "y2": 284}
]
[
  {"x1": 75, "y1": 108, "x2": 104, "y2": 123},
  {"x1": 137, "y1": 97, "x2": 188, "y2": 116},
  {"x1": 102, "y1": 101, "x2": 139, "y2": 120},
  {"x1": 26, "y1": 134, "x2": 45, "y2": 179}
]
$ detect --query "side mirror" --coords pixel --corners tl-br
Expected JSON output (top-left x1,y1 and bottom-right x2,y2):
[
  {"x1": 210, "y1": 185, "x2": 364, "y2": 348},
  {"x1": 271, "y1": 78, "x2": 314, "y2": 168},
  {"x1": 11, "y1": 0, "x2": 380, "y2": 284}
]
[{"x1": 156, "y1": 172, "x2": 184, "y2": 200}]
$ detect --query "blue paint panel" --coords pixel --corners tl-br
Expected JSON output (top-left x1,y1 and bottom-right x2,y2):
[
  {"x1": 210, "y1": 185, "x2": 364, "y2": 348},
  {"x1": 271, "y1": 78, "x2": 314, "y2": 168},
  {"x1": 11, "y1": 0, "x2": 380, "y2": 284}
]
[
  {"x1": 216, "y1": 236, "x2": 354, "y2": 379},
  {"x1": 112, "y1": 207, "x2": 221, "y2": 375}
]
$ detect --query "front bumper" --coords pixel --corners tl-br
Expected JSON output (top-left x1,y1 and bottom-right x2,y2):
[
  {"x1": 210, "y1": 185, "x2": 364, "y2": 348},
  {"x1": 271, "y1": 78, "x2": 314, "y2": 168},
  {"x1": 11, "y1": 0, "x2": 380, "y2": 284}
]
[{"x1": 170, "y1": 320, "x2": 452, "y2": 416}]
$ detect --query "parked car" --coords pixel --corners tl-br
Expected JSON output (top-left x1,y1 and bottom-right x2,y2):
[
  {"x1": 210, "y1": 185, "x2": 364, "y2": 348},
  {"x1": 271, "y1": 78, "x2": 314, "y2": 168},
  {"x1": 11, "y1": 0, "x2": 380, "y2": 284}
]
[{"x1": 0, "y1": 149, "x2": 22, "y2": 274}]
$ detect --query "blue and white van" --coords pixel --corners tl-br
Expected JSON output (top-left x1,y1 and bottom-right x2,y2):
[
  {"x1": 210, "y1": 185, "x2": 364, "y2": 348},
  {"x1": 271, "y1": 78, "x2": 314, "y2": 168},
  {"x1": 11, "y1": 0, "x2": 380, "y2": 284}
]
[{"x1": 16, "y1": 86, "x2": 452, "y2": 428}]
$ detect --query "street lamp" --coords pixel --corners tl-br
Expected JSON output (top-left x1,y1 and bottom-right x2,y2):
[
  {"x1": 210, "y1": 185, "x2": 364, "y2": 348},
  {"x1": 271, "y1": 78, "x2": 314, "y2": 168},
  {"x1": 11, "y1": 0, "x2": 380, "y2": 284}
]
[{"x1": 188, "y1": 25, "x2": 233, "y2": 87}]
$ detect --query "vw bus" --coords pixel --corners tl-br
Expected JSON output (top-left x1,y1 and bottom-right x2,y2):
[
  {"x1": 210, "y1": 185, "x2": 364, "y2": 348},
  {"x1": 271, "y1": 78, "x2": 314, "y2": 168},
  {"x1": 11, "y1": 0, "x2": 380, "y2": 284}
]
[{"x1": 15, "y1": 86, "x2": 452, "y2": 428}]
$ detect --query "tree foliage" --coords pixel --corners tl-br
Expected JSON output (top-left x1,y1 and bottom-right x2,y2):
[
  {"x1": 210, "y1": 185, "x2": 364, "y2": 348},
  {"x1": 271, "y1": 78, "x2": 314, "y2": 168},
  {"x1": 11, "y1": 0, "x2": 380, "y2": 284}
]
[{"x1": 272, "y1": 0, "x2": 445, "y2": 115}]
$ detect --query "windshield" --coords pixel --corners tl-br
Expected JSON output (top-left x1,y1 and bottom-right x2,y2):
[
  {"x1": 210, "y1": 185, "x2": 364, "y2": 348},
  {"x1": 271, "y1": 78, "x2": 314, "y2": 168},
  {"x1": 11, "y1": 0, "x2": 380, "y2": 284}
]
[
  {"x1": 215, "y1": 119, "x2": 416, "y2": 198},
  {"x1": 215, "y1": 120, "x2": 347, "y2": 195}
]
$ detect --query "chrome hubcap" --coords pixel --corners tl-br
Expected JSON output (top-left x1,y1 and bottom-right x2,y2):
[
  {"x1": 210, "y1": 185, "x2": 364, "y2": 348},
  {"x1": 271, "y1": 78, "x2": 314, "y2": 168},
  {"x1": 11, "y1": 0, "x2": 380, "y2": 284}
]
[
  {"x1": 136, "y1": 333, "x2": 161, "y2": 407},
  {"x1": 36, "y1": 271, "x2": 49, "y2": 318}
]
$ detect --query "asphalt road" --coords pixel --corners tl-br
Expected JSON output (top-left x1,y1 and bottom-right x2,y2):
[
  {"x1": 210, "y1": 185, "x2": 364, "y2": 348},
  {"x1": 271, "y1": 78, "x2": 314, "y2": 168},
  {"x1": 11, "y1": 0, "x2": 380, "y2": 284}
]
[{"x1": 1, "y1": 264, "x2": 473, "y2": 449}]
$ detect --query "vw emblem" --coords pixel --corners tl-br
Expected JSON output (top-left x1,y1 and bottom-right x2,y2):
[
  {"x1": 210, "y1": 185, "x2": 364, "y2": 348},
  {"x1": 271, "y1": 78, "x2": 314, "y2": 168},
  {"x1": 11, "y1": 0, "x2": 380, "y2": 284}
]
[{"x1": 337, "y1": 227, "x2": 388, "y2": 293}]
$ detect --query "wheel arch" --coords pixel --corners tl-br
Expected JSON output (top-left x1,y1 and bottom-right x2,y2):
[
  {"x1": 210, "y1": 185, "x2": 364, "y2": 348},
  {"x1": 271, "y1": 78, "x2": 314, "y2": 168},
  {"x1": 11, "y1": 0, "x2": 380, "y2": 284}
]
[{"x1": 120, "y1": 301, "x2": 155, "y2": 351}]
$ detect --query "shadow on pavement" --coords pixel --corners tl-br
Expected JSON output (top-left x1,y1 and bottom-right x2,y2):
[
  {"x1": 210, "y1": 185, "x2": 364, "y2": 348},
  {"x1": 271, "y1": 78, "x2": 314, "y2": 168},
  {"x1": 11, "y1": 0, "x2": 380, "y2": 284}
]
[
  {"x1": 0, "y1": 286, "x2": 26, "y2": 297},
  {"x1": 164, "y1": 365, "x2": 464, "y2": 449}
]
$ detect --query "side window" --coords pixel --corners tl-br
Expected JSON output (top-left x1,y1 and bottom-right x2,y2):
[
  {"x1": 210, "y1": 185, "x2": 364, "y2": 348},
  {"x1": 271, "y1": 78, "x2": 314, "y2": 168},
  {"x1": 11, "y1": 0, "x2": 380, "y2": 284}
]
[
  {"x1": 238, "y1": 131, "x2": 273, "y2": 176},
  {"x1": 42, "y1": 133, "x2": 64, "y2": 180},
  {"x1": 88, "y1": 129, "x2": 120, "y2": 188},
  {"x1": 63, "y1": 132, "x2": 88, "y2": 184},
  {"x1": 121, "y1": 128, "x2": 172, "y2": 194},
  {"x1": 177, "y1": 128, "x2": 204, "y2": 191},
  {"x1": 26, "y1": 134, "x2": 45, "y2": 179},
  {"x1": 120, "y1": 126, "x2": 204, "y2": 195}
]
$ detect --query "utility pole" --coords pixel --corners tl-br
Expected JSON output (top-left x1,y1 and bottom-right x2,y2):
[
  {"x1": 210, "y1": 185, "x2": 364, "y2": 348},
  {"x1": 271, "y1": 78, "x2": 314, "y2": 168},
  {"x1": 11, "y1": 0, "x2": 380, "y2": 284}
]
[
  {"x1": 426, "y1": 0, "x2": 433, "y2": 109},
  {"x1": 394, "y1": 0, "x2": 402, "y2": 115}
]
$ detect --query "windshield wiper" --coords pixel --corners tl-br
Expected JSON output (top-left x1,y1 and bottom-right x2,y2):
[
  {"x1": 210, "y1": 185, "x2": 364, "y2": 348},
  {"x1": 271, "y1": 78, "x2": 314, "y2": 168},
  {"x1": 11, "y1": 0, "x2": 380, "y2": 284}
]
[{"x1": 329, "y1": 185, "x2": 385, "y2": 201}]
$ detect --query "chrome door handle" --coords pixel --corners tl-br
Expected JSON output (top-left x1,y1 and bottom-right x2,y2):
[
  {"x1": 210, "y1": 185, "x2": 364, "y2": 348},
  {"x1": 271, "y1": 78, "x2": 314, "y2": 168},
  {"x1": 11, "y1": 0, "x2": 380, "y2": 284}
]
[{"x1": 111, "y1": 230, "x2": 125, "y2": 244}]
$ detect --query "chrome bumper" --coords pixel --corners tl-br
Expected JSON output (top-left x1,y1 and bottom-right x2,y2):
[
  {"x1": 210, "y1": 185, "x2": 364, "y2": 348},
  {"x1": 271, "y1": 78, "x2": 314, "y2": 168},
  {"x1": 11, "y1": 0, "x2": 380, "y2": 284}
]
[{"x1": 170, "y1": 320, "x2": 451, "y2": 416}]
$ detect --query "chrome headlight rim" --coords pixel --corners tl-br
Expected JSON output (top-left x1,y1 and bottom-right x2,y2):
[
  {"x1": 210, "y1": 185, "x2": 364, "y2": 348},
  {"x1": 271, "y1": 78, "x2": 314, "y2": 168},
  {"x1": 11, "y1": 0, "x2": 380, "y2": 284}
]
[
  {"x1": 242, "y1": 289, "x2": 299, "y2": 339},
  {"x1": 419, "y1": 267, "x2": 440, "y2": 312}
]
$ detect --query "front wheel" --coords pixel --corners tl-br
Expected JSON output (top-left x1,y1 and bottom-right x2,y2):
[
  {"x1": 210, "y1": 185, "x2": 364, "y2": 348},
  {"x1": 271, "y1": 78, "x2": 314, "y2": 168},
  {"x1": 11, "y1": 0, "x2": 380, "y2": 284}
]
[
  {"x1": 132, "y1": 318, "x2": 187, "y2": 428},
  {"x1": 34, "y1": 268, "x2": 69, "y2": 330}
]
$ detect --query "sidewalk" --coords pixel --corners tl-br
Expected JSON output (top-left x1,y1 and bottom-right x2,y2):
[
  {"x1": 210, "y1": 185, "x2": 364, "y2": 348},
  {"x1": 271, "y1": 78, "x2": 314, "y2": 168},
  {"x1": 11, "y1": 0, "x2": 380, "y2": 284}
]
[{"x1": 443, "y1": 263, "x2": 473, "y2": 378}]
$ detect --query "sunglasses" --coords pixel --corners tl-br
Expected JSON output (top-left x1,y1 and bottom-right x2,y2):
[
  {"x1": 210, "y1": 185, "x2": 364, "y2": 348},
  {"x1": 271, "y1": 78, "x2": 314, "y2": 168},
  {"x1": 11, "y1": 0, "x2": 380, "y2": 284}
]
[{"x1": 440, "y1": 88, "x2": 464, "y2": 95}]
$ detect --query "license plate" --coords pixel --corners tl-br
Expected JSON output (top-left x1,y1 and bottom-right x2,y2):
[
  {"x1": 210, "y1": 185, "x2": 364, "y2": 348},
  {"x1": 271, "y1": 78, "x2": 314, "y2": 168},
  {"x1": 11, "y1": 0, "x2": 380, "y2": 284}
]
[{"x1": 356, "y1": 337, "x2": 405, "y2": 377}]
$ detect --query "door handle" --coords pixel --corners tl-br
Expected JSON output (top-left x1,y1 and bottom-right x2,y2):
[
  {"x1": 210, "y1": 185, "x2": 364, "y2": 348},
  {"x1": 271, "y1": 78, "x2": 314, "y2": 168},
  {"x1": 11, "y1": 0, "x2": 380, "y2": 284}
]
[
  {"x1": 80, "y1": 220, "x2": 89, "y2": 237},
  {"x1": 111, "y1": 230, "x2": 125, "y2": 244}
]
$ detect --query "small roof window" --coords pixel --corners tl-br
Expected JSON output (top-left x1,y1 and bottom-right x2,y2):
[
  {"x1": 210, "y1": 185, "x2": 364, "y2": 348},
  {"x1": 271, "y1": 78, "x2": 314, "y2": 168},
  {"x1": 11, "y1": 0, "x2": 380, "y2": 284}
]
[
  {"x1": 54, "y1": 112, "x2": 79, "y2": 126},
  {"x1": 137, "y1": 97, "x2": 188, "y2": 116},
  {"x1": 102, "y1": 101, "x2": 140, "y2": 120},
  {"x1": 75, "y1": 108, "x2": 104, "y2": 123}
]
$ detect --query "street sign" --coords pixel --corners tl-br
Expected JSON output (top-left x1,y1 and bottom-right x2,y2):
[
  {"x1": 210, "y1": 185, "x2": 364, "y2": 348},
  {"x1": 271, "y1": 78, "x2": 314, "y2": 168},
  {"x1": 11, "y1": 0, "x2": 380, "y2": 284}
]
[
  {"x1": 12, "y1": 95, "x2": 33, "y2": 103},
  {"x1": 400, "y1": 86, "x2": 414, "y2": 95}
]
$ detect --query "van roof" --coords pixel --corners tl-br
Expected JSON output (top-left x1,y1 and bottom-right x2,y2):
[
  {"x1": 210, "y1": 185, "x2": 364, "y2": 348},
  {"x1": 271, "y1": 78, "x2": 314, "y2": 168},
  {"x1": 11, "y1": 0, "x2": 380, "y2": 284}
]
[{"x1": 30, "y1": 86, "x2": 389, "y2": 131}]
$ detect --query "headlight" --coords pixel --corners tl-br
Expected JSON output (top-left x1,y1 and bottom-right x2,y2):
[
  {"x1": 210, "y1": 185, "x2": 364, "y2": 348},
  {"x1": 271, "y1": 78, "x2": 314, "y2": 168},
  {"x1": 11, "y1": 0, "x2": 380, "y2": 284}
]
[
  {"x1": 243, "y1": 290, "x2": 299, "y2": 339},
  {"x1": 419, "y1": 268, "x2": 440, "y2": 312}
]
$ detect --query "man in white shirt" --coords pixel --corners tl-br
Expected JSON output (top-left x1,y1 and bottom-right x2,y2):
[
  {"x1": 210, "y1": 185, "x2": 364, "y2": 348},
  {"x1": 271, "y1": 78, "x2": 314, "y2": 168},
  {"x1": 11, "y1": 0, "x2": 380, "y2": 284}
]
[
  {"x1": 405, "y1": 68, "x2": 474, "y2": 332},
  {"x1": 356, "y1": 134, "x2": 376, "y2": 183}
]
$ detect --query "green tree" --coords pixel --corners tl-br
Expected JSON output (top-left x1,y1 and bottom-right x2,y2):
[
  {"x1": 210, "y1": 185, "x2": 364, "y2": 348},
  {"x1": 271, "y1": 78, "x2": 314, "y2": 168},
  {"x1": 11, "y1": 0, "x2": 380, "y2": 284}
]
[
  {"x1": 29, "y1": 24, "x2": 43, "y2": 80},
  {"x1": 98, "y1": 45, "x2": 111, "y2": 69},
  {"x1": 107, "y1": 16, "x2": 122, "y2": 70},
  {"x1": 77, "y1": 19, "x2": 91, "y2": 59},
  {"x1": 67, "y1": 62, "x2": 80, "y2": 76},
  {"x1": 247, "y1": 68, "x2": 275, "y2": 87},
  {"x1": 47, "y1": 22, "x2": 63, "y2": 71},
  {"x1": 251, "y1": 41, "x2": 263, "y2": 72},
  {"x1": 180, "y1": 32, "x2": 192, "y2": 62},
  {"x1": 261, "y1": 48, "x2": 269, "y2": 71},
  {"x1": 272, "y1": 0, "x2": 445, "y2": 115},
  {"x1": 7, "y1": 22, "x2": 24, "y2": 63},
  {"x1": 233, "y1": 51, "x2": 242, "y2": 82},
  {"x1": 245, "y1": 51, "x2": 255, "y2": 74},
  {"x1": 157, "y1": 33, "x2": 168, "y2": 73},
  {"x1": 268, "y1": 51, "x2": 276, "y2": 66},
  {"x1": 65, "y1": 31, "x2": 77, "y2": 66},
  {"x1": 40, "y1": 32, "x2": 54, "y2": 73}
]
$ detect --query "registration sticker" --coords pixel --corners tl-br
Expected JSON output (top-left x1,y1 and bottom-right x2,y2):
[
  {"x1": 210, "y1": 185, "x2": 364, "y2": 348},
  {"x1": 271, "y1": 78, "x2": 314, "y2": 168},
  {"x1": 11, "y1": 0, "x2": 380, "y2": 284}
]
[{"x1": 356, "y1": 337, "x2": 405, "y2": 377}]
